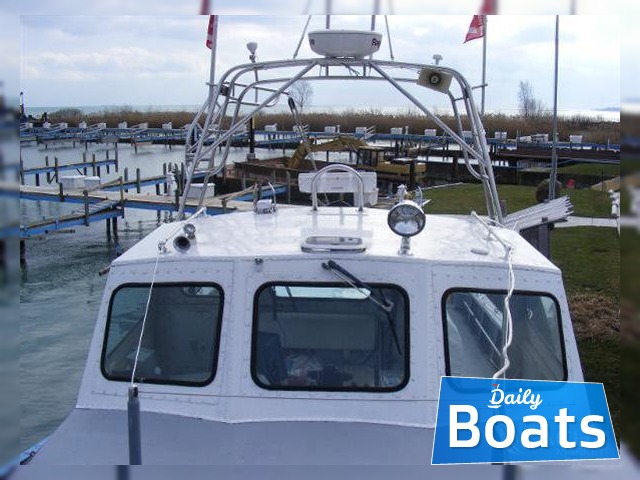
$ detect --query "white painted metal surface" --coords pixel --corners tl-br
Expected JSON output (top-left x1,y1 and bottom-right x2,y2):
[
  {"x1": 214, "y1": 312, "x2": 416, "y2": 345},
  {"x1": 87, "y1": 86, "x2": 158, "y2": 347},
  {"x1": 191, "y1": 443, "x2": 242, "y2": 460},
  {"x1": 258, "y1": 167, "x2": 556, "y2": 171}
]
[
  {"x1": 73, "y1": 205, "x2": 580, "y2": 431},
  {"x1": 308, "y1": 30, "x2": 382, "y2": 58}
]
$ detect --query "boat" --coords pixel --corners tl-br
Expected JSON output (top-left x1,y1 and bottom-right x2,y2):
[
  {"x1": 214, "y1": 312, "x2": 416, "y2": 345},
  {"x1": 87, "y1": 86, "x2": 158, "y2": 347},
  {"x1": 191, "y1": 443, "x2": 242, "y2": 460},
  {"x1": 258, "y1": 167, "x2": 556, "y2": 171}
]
[{"x1": 10, "y1": 21, "x2": 634, "y2": 477}]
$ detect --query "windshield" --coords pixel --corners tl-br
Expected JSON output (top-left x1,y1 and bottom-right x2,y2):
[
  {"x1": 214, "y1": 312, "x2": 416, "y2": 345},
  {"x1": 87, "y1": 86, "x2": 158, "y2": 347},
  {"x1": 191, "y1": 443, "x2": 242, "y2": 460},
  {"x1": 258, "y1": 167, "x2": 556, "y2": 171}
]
[
  {"x1": 101, "y1": 283, "x2": 224, "y2": 386},
  {"x1": 443, "y1": 290, "x2": 566, "y2": 380},
  {"x1": 253, "y1": 283, "x2": 409, "y2": 391}
]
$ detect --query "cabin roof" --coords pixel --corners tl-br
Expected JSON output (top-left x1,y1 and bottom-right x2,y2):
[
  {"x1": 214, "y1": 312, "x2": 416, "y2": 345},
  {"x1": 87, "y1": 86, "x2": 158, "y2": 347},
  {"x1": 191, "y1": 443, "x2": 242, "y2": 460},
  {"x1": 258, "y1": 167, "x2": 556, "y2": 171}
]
[{"x1": 113, "y1": 207, "x2": 559, "y2": 273}]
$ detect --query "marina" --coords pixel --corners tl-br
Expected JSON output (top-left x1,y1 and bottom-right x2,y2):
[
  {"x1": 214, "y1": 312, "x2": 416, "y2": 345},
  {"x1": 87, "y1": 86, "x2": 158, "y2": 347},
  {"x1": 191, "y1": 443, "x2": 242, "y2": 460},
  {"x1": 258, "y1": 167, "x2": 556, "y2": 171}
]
[{"x1": 10, "y1": 11, "x2": 630, "y2": 478}]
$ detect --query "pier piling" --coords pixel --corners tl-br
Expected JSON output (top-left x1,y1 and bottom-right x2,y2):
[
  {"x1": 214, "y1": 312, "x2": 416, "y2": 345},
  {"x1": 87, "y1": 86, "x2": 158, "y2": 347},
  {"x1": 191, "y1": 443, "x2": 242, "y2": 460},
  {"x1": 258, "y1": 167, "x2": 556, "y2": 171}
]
[
  {"x1": 20, "y1": 240, "x2": 26, "y2": 265},
  {"x1": 54, "y1": 157, "x2": 59, "y2": 183},
  {"x1": 136, "y1": 168, "x2": 141, "y2": 193},
  {"x1": 112, "y1": 217, "x2": 119, "y2": 242},
  {"x1": 83, "y1": 190, "x2": 90, "y2": 226},
  {"x1": 163, "y1": 163, "x2": 168, "y2": 194}
]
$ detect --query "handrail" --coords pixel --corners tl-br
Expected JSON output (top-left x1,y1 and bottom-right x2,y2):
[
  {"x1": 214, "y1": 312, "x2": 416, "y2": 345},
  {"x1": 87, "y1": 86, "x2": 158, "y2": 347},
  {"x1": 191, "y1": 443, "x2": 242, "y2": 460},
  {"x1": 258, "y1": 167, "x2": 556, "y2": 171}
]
[{"x1": 310, "y1": 164, "x2": 365, "y2": 212}]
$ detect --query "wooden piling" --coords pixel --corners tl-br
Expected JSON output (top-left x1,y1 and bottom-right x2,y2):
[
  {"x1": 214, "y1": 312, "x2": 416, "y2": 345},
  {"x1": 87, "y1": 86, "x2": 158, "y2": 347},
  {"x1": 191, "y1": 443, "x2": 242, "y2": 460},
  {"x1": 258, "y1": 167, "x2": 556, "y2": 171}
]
[
  {"x1": 156, "y1": 183, "x2": 161, "y2": 195},
  {"x1": 124, "y1": 168, "x2": 129, "y2": 193},
  {"x1": 20, "y1": 240, "x2": 26, "y2": 265},
  {"x1": 45, "y1": 156, "x2": 50, "y2": 183},
  {"x1": 286, "y1": 171, "x2": 291, "y2": 204},
  {"x1": 119, "y1": 177, "x2": 124, "y2": 204},
  {"x1": 114, "y1": 142, "x2": 119, "y2": 172},
  {"x1": 136, "y1": 168, "x2": 141, "y2": 193},
  {"x1": 163, "y1": 163, "x2": 168, "y2": 194},
  {"x1": 59, "y1": 182, "x2": 64, "y2": 201},
  {"x1": 112, "y1": 217, "x2": 119, "y2": 242},
  {"x1": 92, "y1": 153, "x2": 97, "y2": 176},
  {"x1": 54, "y1": 157, "x2": 59, "y2": 183},
  {"x1": 106, "y1": 218, "x2": 112, "y2": 241},
  {"x1": 35, "y1": 173, "x2": 40, "y2": 186},
  {"x1": 83, "y1": 189, "x2": 90, "y2": 226}
]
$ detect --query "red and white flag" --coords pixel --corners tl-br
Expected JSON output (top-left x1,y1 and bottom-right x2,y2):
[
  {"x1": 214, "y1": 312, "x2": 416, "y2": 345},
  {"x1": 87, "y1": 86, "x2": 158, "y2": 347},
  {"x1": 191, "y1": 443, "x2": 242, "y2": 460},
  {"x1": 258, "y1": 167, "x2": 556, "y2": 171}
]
[
  {"x1": 206, "y1": 15, "x2": 217, "y2": 49},
  {"x1": 464, "y1": 15, "x2": 485, "y2": 43},
  {"x1": 480, "y1": 0, "x2": 498, "y2": 15}
]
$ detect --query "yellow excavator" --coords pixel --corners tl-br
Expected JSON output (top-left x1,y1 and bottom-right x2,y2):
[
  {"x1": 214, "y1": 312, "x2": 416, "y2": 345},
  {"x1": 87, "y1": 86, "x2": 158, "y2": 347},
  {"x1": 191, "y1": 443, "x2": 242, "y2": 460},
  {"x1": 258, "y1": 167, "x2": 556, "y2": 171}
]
[
  {"x1": 288, "y1": 136, "x2": 426, "y2": 181},
  {"x1": 287, "y1": 136, "x2": 368, "y2": 170}
]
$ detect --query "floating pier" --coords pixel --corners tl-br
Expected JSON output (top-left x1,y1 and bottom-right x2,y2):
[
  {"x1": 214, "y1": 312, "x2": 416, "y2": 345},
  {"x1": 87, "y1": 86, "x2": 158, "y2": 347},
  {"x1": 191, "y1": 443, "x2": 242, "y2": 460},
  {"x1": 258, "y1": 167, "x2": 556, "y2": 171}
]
[{"x1": 19, "y1": 123, "x2": 621, "y2": 152}]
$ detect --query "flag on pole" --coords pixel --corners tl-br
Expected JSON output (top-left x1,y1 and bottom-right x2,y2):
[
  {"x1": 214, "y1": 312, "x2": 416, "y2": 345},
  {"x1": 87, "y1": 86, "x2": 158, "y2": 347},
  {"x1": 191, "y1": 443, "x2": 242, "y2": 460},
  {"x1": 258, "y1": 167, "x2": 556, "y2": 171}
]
[
  {"x1": 206, "y1": 15, "x2": 216, "y2": 49},
  {"x1": 464, "y1": 15, "x2": 485, "y2": 43},
  {"x1": 200, "y1": 0, "x2": 210, "y2": 15},
  {"x1": 480, "y1": 0, "x2": 498, "y2": 15}
]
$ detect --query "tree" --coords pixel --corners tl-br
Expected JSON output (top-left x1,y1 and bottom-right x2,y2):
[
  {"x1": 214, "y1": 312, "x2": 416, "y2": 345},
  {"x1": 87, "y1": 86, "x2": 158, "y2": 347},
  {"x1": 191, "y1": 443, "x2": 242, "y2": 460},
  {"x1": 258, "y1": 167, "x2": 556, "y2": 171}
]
[
  {"x1": 518, "y1": 80, "x2": 546, "y2": 118},
  {"x1": 289, "y1": 80, "x2": 313, "y2": 112}
]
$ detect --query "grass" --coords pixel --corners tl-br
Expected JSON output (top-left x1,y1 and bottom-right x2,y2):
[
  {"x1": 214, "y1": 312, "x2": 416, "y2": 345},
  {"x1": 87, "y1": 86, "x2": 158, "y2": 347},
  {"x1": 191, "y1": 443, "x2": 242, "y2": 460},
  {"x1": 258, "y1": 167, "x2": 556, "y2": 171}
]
[
  {"x1": 557, "y1": 163, "x2": 620, "y2": 177},
  {"x1": 551, "y1": 227, "x2": 620, "y2": 300},
  {"x1": 423, "y1": 183, "x2": 612, "y2": 218},
  {"x1": 620, "y1": 228, "x2": 640, "y2": 456},
  {"x1": 550, "y1": 227, "x2": 621, "y2": 448}
]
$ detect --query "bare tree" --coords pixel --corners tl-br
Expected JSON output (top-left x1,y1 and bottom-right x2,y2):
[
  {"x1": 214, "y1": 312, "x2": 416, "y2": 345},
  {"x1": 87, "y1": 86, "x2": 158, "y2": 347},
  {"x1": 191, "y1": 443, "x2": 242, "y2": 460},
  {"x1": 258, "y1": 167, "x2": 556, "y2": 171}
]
[
  {"x1": 289, "y1": 80, "x2": 313, "y2": 112},
  {"x1": 518, "y1": 80, "x2": 546, "y2": 118}
]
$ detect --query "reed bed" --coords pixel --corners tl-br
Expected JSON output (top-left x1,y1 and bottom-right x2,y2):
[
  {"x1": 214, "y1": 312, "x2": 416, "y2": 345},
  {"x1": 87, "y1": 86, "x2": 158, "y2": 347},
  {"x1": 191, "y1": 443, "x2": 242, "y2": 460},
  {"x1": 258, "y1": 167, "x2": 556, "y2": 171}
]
[{"x1": 47, "y1": 107, "x2": 619, "y2": 144}]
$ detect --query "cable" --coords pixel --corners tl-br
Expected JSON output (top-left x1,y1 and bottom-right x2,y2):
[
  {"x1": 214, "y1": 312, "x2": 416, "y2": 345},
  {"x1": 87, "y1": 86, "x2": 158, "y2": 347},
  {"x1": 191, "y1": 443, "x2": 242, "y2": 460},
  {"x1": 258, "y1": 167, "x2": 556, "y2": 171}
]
[
  {"x1": 470, "y1": 212, "x2": 516, "y2": 379},
  {"x1": 493, "y1": 245, "x2": 515, "y2": 379},
  {"x1": 129, "y1": 248, "x2": 162, "y2": 386}
]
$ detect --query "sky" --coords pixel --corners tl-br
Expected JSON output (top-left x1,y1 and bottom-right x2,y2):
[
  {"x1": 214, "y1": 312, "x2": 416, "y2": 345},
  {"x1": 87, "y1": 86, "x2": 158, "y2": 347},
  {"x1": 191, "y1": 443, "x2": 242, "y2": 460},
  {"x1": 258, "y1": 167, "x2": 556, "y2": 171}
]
[
  {"x1": 0, "y1": 0, "x2": 632, "y2": 116},
  {"x1": 16, "y1": 14, "x2": 621, "y2": 117}
]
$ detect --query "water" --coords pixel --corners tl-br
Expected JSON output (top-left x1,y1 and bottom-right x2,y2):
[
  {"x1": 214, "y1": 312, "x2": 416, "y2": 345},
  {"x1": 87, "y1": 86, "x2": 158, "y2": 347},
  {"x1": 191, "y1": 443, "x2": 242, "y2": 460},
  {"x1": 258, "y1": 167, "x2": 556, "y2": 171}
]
[{"x1": 19, "y1": 142, "x2": 272, "y2": 453}]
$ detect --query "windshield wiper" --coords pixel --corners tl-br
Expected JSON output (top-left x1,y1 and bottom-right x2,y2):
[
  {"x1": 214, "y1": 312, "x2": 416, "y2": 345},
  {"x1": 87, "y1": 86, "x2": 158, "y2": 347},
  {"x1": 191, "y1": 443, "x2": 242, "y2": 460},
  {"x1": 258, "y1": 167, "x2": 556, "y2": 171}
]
[{"x1": 321, "y1": 260, "x2": 402, "y2": 354}]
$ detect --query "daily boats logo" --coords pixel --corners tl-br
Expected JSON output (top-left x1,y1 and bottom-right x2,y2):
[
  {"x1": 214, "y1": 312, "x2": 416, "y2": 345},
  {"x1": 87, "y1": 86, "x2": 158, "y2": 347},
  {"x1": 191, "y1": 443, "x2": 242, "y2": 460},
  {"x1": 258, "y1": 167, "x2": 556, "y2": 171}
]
[{"x1": 431, "y1": 377, "x2": 619, "y2": 465}]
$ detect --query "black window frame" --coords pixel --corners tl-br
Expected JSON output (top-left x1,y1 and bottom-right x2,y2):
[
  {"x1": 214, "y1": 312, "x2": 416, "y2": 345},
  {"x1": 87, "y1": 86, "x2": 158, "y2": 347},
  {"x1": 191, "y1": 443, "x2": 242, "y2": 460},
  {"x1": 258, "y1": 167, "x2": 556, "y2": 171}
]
[
  {"x1": 100, "y1": 282, "x2": 225, "y2": 387},
  {"x1": 441, "y1": 288, "x2": 568, "y2": 381},
  {"x1": 251, "y1": 281, "x2": 411, "y2": 393}
]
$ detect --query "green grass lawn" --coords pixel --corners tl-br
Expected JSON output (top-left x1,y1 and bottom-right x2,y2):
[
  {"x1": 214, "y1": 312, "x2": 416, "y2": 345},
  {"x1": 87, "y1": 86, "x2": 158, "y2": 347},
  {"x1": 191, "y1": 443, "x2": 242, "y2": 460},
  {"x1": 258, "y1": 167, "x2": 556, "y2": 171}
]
[
  {"x1": 423, "y1": 183, "x2": 612, "y2": 218},
  {"x1": 551, "y1": 227, "x2": 622, "y2": 449},
  {"x1": 551, "y1": 227, "x2": 619, "y2": 300},
  {"x1": 557, "y1": 163, "x2": 619, "y2": 177}
]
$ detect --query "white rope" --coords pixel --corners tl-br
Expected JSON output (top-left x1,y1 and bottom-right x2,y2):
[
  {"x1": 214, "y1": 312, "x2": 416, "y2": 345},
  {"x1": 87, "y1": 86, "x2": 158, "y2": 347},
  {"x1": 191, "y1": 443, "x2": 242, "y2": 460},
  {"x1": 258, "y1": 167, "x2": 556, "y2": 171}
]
[
  {"x1": 130, "y1": 249, "x2": 162, "y2": 386},
  {"x1": 470, "y1": 212, "x2": 517, "y2": 379},
  {"x1": 493, "y1": 245, "x2": 516, "y2": 379}
]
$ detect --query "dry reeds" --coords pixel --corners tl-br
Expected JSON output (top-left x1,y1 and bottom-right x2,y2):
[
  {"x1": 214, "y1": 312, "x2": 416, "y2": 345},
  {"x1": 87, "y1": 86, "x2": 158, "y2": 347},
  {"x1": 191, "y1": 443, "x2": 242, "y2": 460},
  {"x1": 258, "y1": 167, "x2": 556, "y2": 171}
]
[
  {"x1": 569, "y1": 293, "x2": 620, "y2": 342},
  {"x1": 47, "y1": 107, "x2": 619, "y2": 144}
]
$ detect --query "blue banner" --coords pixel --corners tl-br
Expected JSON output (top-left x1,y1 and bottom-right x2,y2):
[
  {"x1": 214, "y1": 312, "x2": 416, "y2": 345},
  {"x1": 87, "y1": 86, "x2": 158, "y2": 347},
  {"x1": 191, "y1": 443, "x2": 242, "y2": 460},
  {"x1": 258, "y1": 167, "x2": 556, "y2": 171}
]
[{"x1": 432, "y1": 377, "x2": 619, "y2": 465}]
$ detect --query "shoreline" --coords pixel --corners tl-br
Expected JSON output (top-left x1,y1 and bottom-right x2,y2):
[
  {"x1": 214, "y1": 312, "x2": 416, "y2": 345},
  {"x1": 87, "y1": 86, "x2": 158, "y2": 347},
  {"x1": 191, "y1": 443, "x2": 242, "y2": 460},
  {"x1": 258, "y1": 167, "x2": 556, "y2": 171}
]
[{"x1": 31, "y1": 107, "x2": 621, "y2": 145}]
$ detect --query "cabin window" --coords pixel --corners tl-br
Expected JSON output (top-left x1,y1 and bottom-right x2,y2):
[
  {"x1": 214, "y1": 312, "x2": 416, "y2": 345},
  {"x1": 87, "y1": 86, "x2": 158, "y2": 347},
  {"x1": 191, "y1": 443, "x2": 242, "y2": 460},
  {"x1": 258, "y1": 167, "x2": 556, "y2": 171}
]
[
  {"x1": 443, "y1": 290, "x2": 566, "y2": 381},
  {"x1": 101, "y1": 283, "x2": 224, "y2": 386},
  {"x1": 252, "y1": 283, "x2": 409, "y2": 392}
]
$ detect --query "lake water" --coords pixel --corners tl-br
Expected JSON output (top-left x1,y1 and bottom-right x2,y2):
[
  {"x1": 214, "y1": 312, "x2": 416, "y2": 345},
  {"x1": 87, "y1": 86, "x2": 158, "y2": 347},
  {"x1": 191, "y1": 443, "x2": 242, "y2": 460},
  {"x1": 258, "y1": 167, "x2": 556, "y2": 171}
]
[{"x1": 19, "y1": 141, "x2": 284, "y2": 454}]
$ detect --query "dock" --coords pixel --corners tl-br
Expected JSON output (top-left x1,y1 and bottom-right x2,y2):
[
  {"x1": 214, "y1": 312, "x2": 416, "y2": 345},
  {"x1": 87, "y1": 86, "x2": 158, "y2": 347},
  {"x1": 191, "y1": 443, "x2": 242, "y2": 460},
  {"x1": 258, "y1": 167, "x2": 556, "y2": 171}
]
[
  {"x1": 13, "y1": 180, "x2": 285, "y2": 240},
  {"x1": 19, "y1": 124, "x2": 621, "y2": 153}
]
